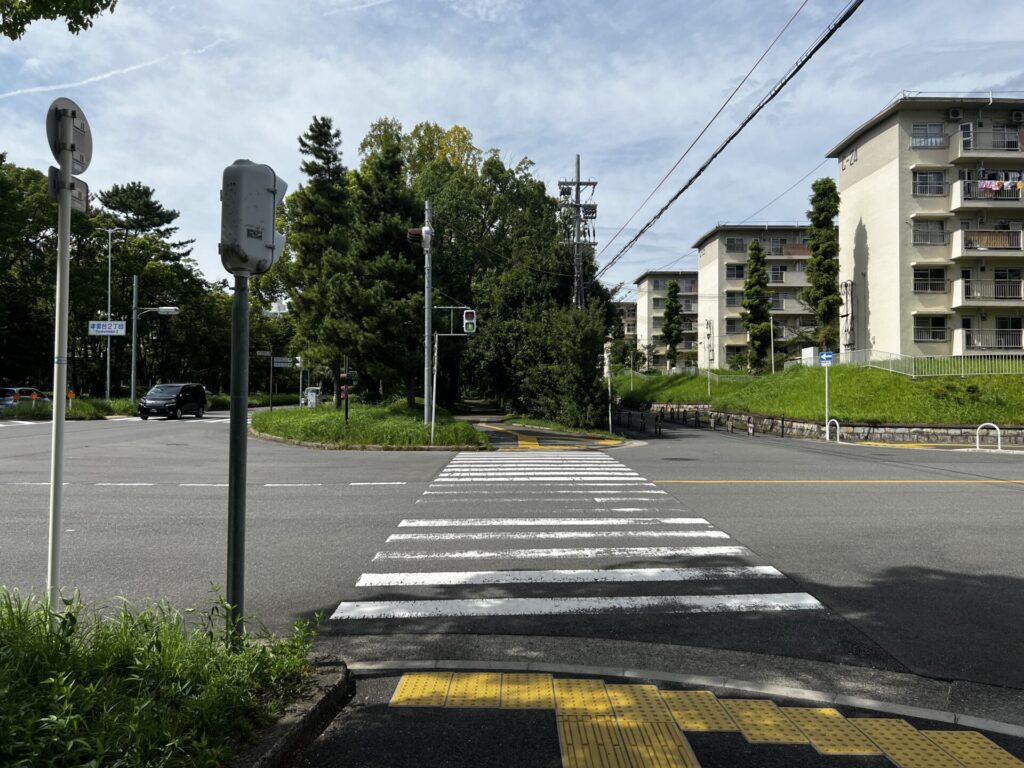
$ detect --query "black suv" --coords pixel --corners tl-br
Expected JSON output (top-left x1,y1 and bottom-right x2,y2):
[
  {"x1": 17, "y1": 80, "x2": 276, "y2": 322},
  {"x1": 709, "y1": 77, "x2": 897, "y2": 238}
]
[{"x1": 138, "y1": 383, "x2": 207, "y2": 419}]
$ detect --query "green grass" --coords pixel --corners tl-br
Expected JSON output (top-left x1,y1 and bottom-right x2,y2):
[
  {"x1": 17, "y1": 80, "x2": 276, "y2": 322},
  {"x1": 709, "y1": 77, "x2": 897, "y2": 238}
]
[
  {"x1": 0, "y1": 393, "x2": 300, "y2": 421},
  {"x1": 501, "y1": 415, "x2": 620, "y2": 440},
  {"x1": 0, "y1": 589, "x2": 314, "y2": 767},
  {"x1": 615, "y1": 365, "x2": 1024, "y2": 425},
  {"x1": 251, "y1": 400, "x2": 489, "y2": 448}
]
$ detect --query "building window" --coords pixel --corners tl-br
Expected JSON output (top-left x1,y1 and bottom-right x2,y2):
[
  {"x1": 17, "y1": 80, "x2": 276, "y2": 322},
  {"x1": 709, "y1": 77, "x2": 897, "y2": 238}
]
[
  {"x1": 725, "y1": 318, "x2": 743, "y2": 334},
  {"x1": 726, "y1": 264, "x2": 745, "y2": 279},
  {"x1": 770, "y1": 292, "x2": 785, "y2": 311},
  {"x1": 725, "y1": 237, "x2": 745, "y2": 253},
  {"x1": 725, "y1": 291, "x2": 743, "y2": 307},
  {"x1": 652, "y1": 317, "x2": 663, "y2": 329},
  {"x1": 681, "y1": 279, "x2": 697, "y2": 292},
  {"x1": 794, "y1": 260, "x2": 806, "y2": 272},
  {"x1": 769, "y1": 265, "x2": 787, "y2": 284},
  {"x1": 911, "y1": 122, "x2": 945, "y2": 148},
  {"x1": 768, "y1": 237, "x2": 787, "y2": 255},
  {"x1": 651, "y1": 279, "x2": 665, "y2": 290},
  {"x1": 912, "y1": 171, "x2": 946, "y2": 196},
  {"x1": 914, "y1": 316, "x2": 948, "y2": 342},
  {"x1": 912, "y1": 267, "x2": 947, "y2": 293},
  {"x1": 912, "y1": 219, "x2": 947, "y2": 245},
  {"x1": 681, "y1": 300, "x2": 696, "y2": 312},
  {"x1": 624, "y1": 324, "x2": 635, "y2": 334},
  {"x1": 652, "y1": 297, "x2": 665, "y2": 309}
]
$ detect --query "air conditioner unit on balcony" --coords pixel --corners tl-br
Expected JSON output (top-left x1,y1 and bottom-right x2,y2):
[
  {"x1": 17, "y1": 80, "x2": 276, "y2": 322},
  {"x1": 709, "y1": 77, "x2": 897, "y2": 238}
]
[
  {"x1": 947, "y1": 108, "x2": 964, "y2": 121},
  {"x1": 1012, "y1": 111, "x2": 1024, "y2": 124}
]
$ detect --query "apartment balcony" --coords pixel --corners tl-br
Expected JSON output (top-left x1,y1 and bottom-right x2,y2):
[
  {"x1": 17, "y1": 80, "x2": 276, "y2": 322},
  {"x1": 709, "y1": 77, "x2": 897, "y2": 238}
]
[
  {"x1": 952, "y1": 278, "x2": 1024, "y2": 308},
  {"x1": 949, "y1": 129, "x2": 1024, "y2": 163},
  {"x1": 950, "y1": 228, "x2": 1023, "y2": 260},
  {"x1": 952, "y1": 327, "x2": 1024, "y2": 354},
  {"x1": 769, "y1": 298, "x2": 812, "y2": 315},
  {"x1": 951, "y1": 179, "x2": 1024, "y2": 211}
]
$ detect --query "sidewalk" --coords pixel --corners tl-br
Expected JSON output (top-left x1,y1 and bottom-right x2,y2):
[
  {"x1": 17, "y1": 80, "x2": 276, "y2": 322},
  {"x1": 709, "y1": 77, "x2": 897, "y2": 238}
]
[{"x1": 268, "y1": 634, "x2": 1024, "y2": 767}]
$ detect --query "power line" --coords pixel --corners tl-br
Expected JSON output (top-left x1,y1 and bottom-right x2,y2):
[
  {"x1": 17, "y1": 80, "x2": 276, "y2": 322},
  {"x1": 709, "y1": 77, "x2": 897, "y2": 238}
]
[
  {"x1": 596, "y1": 0, "x2": 811, "y2": 263},
  {"x1": 739, "y1": 158, "x2": 830, "y2": 223},
  {"x1": 596, "y1": 0, "x2": 865, "y2": 280}
]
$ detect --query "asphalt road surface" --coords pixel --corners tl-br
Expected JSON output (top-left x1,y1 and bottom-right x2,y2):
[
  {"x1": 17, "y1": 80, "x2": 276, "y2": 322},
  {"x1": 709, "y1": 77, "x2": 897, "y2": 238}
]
[{"x1": 1, "y1": 414, "x2": 1021, "y2": 690}]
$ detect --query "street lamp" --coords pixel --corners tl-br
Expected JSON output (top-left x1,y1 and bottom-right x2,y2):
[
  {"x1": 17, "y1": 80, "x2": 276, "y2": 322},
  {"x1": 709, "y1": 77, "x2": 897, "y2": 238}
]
[
  {"x1": 103, "y1": 229, "x2": 118, "y2": 400},
  {"x1": 130, "y1": 274, "x2": 178, "y2": 405}
]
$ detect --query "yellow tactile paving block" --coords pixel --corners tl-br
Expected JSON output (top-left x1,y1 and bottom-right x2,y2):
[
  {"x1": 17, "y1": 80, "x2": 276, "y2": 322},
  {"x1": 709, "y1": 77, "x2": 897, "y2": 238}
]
[
  {"x1": 660, "y1": 690, "x2": 738, "y2": 732},
  {"x1": 719, "y1": 699, "x2": 809, "y2": 744},
  {"x1": 924, "y1": 730, "x2": 1024, "y2": 768},
  {"x1": 389, "y1": 672, "x2": 453, "y2": 707},
  {"x1": 853, "y1": 719, "x2": 963, "y2": 768},
  {"x1": 607, "y1": 684, "x2": 675, "y2": 723},
  {"x1": 782, "y1": 707, "x2": 881, "y2": 756},
  {"x1": 558, "y1": 715, "x2": 632, "y2": 768},
  {"x1": 501, "y1": 673, "x2": 555, "y2": 709},
  {"x1": 554, "y1": 678, "x2": 614, "y2": 716},
  {"x1": 444, "y1": 671, "x2": 502, "y2": 708},
  {"x1": 617, "y1": 720, "x2": 702, "y2": 768}
]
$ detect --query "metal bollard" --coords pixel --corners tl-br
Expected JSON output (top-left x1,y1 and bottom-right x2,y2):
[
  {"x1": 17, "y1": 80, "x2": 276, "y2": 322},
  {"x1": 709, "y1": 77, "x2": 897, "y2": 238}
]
[
  {"x1": 710, "y1": 414, "x2": 715, "y2": 431},
  {"x1": 728, "y1": 420, "x2": 734, "y2": 434},
  {"x1": 747, "y1": 418, "x2": 754, "y2": 436}
]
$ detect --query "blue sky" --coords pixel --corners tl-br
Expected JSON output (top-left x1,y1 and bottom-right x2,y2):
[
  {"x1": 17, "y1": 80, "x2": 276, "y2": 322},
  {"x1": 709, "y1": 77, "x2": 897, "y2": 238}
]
[{"x1": 4, "y1": 0, "x2": 1024, "y2": 300}]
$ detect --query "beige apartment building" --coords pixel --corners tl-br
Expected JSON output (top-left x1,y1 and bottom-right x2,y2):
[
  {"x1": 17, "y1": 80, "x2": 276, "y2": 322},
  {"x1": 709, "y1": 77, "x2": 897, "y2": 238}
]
[
  {"x1": 695, "y1": 224, "x2": 815, "y2": 369},
  {"x1": 632, "y1": 271, "x2": 698, "y2": 369},
  {"x1": 613, "y1": 301, "x2": 637, "y2": 342},
  {"x1": 828, "y1": 95, "x2": 1024, "y2": 356}
]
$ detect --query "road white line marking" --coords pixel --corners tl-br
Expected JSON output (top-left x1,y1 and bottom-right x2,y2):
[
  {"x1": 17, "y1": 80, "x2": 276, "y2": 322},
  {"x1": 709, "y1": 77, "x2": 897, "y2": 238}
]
[
  {"x1": 432, "y1": 477, "x2": 650, "y2": 483},
  {"x1": 350, "y1": 482, "x2": 407, "y2": 486},
  {"x1": 386, "y1": 530, "x2": 729, "y2": 542},
  {"x1": 179, "y1": 483, "x2": 229, "y2": 487},
  {"x1": 331, "y1": 592, "x2": 823, "y2": 620},
  {"x1": 95, "y1": 482, "x2": 154, "y2": 486},
  {"x1": 8, "y1": 481, "x2": 54, "y2": 485},
  {"x1": 373, "y1": 545, "x2": 749, "y2": 561},
  {"x1": 263, "y1": 483, "x2": 323, "y2": 487},
  {"x1": 356, "y1": 565, "x2": 784, "y2": 587},
  {"x1": 423, "y1": 489, "x2": 666, "y2": 495},
  {"x1": 398, "y1": 517, "x2": 708, "y2": 527}
]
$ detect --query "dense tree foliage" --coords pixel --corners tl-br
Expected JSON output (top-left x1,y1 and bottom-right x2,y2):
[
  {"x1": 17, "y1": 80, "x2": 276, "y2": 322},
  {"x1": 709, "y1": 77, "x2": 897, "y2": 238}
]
[
  {"x1": 800, "y1": 177, "x2": 841, "y2": 350},
  {"x1": 1, "y1": 0, "x2": 116, "y2": 40},
  {"x1": 660, "y1": 280, "x2": 683, "y2": 370},
  {"x1": 741, "y1": 238, "x2": 772, "y2": 372}
]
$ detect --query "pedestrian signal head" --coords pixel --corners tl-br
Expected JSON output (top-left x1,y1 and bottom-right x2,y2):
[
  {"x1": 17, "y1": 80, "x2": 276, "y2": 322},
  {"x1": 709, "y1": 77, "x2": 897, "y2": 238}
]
[{"x1": 462, "y1": 309, "x2": 477, "y2": 334}]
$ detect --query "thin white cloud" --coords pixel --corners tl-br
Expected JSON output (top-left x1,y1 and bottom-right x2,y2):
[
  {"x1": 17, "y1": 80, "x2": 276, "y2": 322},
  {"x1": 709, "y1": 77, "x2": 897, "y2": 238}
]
[
  {"x1": 324, "y1": 0, "x2": 395, "y2": 14},
  {"x1": 0, "y1": 40, "x2": 226, "y2": 101}
]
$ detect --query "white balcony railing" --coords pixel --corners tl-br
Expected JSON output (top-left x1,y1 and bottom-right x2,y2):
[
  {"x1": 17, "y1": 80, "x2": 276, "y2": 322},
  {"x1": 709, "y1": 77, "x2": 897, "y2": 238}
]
[
  {"x1": 955, "y1": 129, "x2": 1021, "y2": 153},
  {"x1": 962, "y1": 180, "x2": 1023, "y2": 201},
  {"x1": 963, "y1": 229, "x2": 1023, "y2": 250},
  {"x1": 953, "y1": 327, "x2": 1024, "y2": 353}
]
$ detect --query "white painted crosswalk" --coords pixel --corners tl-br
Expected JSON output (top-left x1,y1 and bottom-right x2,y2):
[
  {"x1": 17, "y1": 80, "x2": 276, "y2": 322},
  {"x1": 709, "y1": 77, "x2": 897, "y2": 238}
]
[{"x1": 330, "y1": 450, "x2": 824, "y2": 622}]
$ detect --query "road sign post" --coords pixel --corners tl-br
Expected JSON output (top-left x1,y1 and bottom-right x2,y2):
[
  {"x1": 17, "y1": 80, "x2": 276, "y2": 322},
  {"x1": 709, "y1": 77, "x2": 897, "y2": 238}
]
[
  {"x1": 220, "y1": 161, "x2": 287, "y2": 641},
  {"x1": 819, "y1": 351, "x2": 833, "y2": 431},
  {"x1": 45, "y1": 97, "x2": 91, "y2": 614}
]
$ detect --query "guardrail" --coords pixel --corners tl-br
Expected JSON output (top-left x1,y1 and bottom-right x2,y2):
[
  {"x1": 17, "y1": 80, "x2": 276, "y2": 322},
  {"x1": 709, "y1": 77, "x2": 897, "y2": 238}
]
[
  {"x1": 975, "y1": 422, "x2": 1002, "y2": 451},
  {"x1": 825, "y1": 419, "x2": 841, "y2": 442}
]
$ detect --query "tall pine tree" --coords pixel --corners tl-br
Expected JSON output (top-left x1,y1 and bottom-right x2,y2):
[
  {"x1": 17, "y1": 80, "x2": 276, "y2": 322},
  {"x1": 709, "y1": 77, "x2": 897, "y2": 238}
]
[
  {"x1": 800, "y1": 177, "x2": 841, "y2": 350},
  {"x1": 660, "y1": 280, "x2": 683, "y2": 370},
  {"x1": 281, "y1": 115, "x2": 353, "y2": 396},
  {"x1": 741, "y1": 238, "x2": 772, "y2": 372}
]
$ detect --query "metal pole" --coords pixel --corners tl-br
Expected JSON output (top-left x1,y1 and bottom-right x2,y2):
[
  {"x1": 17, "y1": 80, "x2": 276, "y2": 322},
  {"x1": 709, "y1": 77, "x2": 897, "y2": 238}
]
[
  {"x1": 607, "y1": 345, "x2": 613, "y2": 433},
  {"x1": 430, "y1": 332, "x2": 439, "y2": 444},
  {"x1": 574, "y1": 155, "x2": 582, "y2": 308},
  {"x1": 824, "y1": 362, "x2": 830, "y2": 429},
  {"x1": 268, "y1": 343, "x2": 273, "y2": 413},
  {"x1": 105, "y1": 229, "x2": 113, "y2": 400},
  {"x1": 770, "y1": 321, "x2": 775, "y2": 374},
  {"x1": 423, "y1": 200, "x2": 432, "y2": 423},
  {"x1": 344, "y1": 355, "x2": 349, "y2": 423},
  {"x1": 130, "y1": 275, "x2": 138, "y2": 405},
  {"x1": 46, "y1": 107, "x2": 73, "y2": 612},
  {"x1": 227, "y1": 273, "x2": 249, "y2": 640}
]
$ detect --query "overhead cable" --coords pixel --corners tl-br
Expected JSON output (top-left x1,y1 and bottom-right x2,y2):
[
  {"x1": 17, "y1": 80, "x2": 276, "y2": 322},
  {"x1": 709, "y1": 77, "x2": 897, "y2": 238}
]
[{"x1": 596, "y1": 0, "x2": 865, "y2": 279}]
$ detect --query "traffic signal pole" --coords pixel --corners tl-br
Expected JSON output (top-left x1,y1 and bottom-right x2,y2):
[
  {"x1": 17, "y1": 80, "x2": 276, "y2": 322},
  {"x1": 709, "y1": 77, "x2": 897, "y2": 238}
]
[
  {"x1": 226, "y1": 272, "x2": 249, "y2": 639},
  {"x1": 423, "y1": 201, "x2": 432, "y2": 424}
]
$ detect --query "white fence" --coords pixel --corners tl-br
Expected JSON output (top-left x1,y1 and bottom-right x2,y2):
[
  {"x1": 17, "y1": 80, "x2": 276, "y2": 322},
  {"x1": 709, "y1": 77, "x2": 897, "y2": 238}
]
[{"x1": 837, "y1": 348, "x2": 1024, "y2": 378}]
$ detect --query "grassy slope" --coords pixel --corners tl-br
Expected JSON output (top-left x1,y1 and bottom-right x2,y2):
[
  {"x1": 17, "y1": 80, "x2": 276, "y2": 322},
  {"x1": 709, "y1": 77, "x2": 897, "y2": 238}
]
[
  {"x1": 251, "y1": 401, "x2": 488, "y2": 447},
  {"x1": 615, "y1": 366, "x2": 1024, "y2": 425}
]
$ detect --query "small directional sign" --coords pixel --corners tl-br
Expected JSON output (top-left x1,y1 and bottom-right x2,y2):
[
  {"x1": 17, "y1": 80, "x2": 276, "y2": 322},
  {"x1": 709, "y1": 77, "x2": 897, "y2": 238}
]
[
  {"x1": 88, "y1": 320, "x2": 126, "y2": 336},
  {"x1": 255, "y1": 350, "x2": 272, "y2": 357},
  {"x1": 819, "y1": 350, "x2": 834, "y2": 367},
  {"x1": 48, "y1": 167, "x2": 89, "y2": 212}
]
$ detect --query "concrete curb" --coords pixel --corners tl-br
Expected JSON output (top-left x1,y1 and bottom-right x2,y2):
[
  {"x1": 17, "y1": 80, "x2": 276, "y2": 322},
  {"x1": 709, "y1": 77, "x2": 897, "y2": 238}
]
[
  {"x1": 345, "y1": 659, "x2": 1024, "y2": 739},
  {"x1": 231, "y1": 655, "x2": 353, "y2": 768},
  {"x1": 249, "y1": 428, "x2": 488, "y2": 452}
]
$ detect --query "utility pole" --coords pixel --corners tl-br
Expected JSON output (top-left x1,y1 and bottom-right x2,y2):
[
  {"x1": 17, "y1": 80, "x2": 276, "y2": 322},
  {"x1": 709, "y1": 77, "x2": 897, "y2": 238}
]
[
  {"x1": 105, "y1": 228, "x2": 116, "y2": 400},
  {"x1": 423, "y1": 201, "x2": 433, "y2": 423},
  {"x1": 558, "y1": 156, "x2": 597, "y2": 309}
]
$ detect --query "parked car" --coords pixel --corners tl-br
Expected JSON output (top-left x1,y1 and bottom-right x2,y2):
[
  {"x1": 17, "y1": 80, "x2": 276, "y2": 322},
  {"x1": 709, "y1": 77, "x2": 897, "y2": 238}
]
[
  {"x1": 138, "y1": 383, "x2": 207, "y2": 419},
  {"x1": 0, "y1": 387, "x2": 50, "y2": 409}
]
